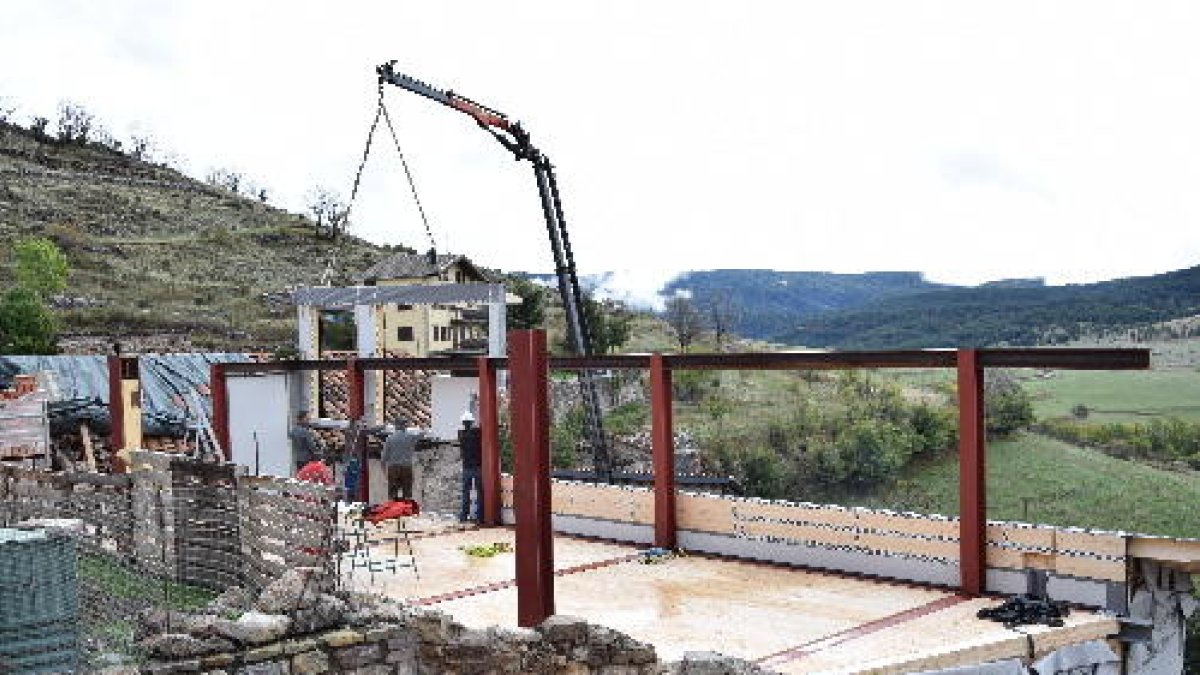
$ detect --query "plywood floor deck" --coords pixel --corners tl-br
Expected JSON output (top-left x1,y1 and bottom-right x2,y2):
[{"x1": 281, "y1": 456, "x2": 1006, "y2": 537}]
[{"x1": 342, "y1": 525, "x2": 1117, "y2": 673}]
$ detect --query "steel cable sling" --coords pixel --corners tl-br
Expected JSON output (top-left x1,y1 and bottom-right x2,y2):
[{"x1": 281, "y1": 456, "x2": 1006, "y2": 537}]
[{"x1": 321, "y1": 84, "x2": 438, "y2": 285}]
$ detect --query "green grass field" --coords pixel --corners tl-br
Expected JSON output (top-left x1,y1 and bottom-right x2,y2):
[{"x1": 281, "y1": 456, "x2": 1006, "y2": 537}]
[
  {"x1": 1024, "y1": 368, "x2": 1200, "y2": 423},
  {"x1": 845, "y1": 432, "x2": 1200, "y2": 539}
]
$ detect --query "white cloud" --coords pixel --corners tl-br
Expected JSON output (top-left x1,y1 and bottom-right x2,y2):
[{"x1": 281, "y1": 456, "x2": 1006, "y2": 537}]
[{"x1": 2, "y1": 1, "x2": 1199, "y2": 293}]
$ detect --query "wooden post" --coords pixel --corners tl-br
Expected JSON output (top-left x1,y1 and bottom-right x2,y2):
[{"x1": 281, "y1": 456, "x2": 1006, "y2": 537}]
[
  {"x1": 477, "y1": 356, "x2": 502, "y2": 527},
  {"x1": 509, "y1": 330, "x2": 554, "y2": 627},
  {"x1": 957, "y1": 349, "x2": 986, "y2": 596},
  {"x1": 650, "y1": 353, "x2": 677, "y2": 549}
]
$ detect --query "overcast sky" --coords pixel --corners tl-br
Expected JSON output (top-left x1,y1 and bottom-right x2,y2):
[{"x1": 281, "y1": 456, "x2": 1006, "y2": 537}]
[{"x1": 3, "y1": 1, "x2": 1199, "y2": 306}]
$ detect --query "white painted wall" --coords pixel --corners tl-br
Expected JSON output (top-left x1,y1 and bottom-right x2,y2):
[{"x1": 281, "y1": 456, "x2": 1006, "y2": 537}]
[
  {"x1": 227, "y1": 373, "x2": 291, "y2": 477},
  {"x1": 430, "y1": 375, "x2": 479, "y2": 441}
]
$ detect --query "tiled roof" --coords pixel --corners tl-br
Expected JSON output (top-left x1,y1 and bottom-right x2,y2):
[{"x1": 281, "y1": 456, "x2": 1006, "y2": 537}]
[{"x1": 356, "y1": 251, "x2": 489, "y2": 283}]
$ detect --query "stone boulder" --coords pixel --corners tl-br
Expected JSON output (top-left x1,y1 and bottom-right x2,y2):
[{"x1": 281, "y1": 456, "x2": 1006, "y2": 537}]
[
  {"x1": 206, "y1": 585, "x2": 253, "y2": 615},
  {"x1": 213, "y1": 611, "x2": 292, "y2": 645},
  {"x1": 255, "y1": 567, "x2": 324, "y2": 614},
  {"x1": 666, "y1": 651, "x2": 773, "y2": 674},
  {"x1": 137, "y1": 633, "x2": 235, "y2": 659},
  {"x1": 290, "y1": 593, "x2": 349, "y2": 633}
]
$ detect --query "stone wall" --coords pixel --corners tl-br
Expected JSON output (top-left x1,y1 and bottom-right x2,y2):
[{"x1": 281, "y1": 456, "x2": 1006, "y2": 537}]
[{"x1": 118, "y1": 569, "x2": 766, "y2": 675}]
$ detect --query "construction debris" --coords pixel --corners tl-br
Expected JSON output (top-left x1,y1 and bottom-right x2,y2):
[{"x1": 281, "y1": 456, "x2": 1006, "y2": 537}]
[{"x1": 977, "y1": 594, "x2": 1071, "y2": 629}]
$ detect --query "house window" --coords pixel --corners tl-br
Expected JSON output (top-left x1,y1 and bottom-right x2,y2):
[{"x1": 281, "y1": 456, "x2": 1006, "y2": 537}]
[
  {"x1": 397, "y1": 327, "x2": 414, "y2": 342},
  {"x1": 455, "y1": 271, "x2": 464, "y2": 283},
  {"x1": 396, "y1": 304, "x2": 413, "y2": 310}
]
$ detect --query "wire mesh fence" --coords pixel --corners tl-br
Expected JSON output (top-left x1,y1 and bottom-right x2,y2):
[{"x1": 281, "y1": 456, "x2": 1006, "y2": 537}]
[{"x1": 0, "y1": 455, "x2": 338, "y2": 670}]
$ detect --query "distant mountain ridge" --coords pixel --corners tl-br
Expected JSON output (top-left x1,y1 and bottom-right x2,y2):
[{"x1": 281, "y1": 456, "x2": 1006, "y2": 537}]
[
  {"x1": 660, "y1": 269, "x2": 948, "y2": 339},
  {"x1": 778, "y1": 264, "x2": 1200, "y2": 348}
]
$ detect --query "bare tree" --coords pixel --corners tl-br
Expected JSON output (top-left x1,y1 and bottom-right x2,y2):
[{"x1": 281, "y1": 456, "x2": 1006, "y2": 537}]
[
  {"x1": 92, "y1": 125, "x2": 122, "y2": 152},
  {"x1": 699, "y1": 289, "x2": 741, "y2": 351},
  {"x1": 30, "y1": 116, "x2": 49, "y2": 138},
  {"x1": 206, "y1": 167, "x2": 244, "y2": 193},
  {"x1": 0, "y1": 96, "x2": 16, "y2": 124},
  {"x1": 306, "y1": 186, "x2": 348, "y2": 239},
  {"x1": 663, "y1": 294, "x2": 705, "y2": 352},
  {"x1": 128, "y1": 131, "x2": 155, "y2": 161},
  {"x1": 55, "y1": 101, "x2": 94, "y2": 143},
  {"x1": 240, "y1": 178, "x2": 270, "y2": 203}
]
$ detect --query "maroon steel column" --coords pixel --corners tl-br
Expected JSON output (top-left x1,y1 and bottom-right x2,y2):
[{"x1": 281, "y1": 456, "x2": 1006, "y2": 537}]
[
  {"x1": 477, "y1": 356, "x2": 502, "y2": 527},
  {"x1": 650, "y1": 353, "x2": 677, "y2": 549},
  {"x1": 107, "y1": 355, "x2": 126, "y2": 455},
  {"x1": 509, "y1": 330, "x2": 554, "y2": 627},
  {"x1": 957, "y1": 349, "x2": 986, "y2": 596},
  {"x1": 347, "y1": 358, "x2": 369, "y2": 502},
  {"x1": 210, "y1": 363, "x2": 231, "y2": 461}
]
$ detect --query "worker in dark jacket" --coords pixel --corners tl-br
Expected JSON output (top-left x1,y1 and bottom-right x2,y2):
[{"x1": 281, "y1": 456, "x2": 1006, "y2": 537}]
[
  {"x1": 289, "y1": 410, "x2": 323, "y2": 470},
  {"x1": 458, "y1": 412, "x2": 483, "y2": 522}
]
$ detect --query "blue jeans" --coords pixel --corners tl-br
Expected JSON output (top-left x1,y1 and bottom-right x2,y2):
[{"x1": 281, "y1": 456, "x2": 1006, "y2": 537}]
[{"x1": 460, "y1": 466, "x2": 482, "y2": 522}]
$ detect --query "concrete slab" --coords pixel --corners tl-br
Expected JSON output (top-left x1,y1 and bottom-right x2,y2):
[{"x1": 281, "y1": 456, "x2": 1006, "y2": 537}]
[
  {"x1": 345, "y1": 529, "x2": 1119, "y2": 673},
  {"x1": 342, "y1": 525, "x2": 634, "y2": 601}
]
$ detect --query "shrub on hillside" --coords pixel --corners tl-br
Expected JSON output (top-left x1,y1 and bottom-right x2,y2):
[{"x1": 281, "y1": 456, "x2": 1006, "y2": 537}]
[
  {"x1": 984, "y1": 372, "x2": 1034, "y2": 438},
  {"x1": 694, "y1": 371, "x2": 961, "y2": 498},
  {"x1": 1038, "y1": 416, "x2": 1200, "y2": 467}
]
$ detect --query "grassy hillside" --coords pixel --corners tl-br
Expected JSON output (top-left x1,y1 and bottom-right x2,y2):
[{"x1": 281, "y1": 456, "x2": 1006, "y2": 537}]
[
  {"x1": 846, "y1": 433, "x2": 1200, "y2": 539},
  {"x1": 0, "y1": 120, "x2": 392, "y2": 350}
]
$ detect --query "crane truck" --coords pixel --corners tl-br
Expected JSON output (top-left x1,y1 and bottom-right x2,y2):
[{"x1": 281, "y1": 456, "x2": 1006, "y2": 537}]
[{"x1": 375, "y1": 61, "x2": 612, "y2": 480}]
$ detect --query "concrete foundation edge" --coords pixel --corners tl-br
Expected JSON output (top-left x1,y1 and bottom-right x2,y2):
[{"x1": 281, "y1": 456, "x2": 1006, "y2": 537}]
[{"x1": 499, "y1": 510, "x2": 1118, "y2": 607}]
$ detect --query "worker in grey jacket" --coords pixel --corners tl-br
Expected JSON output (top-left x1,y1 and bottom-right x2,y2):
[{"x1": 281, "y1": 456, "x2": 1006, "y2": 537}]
[
  {"x1": 288, "y1": 410, "x2": 324, "y2": 470},
  {"x1": 382, "y1": 417, "x2": 423, "y2": 500}
]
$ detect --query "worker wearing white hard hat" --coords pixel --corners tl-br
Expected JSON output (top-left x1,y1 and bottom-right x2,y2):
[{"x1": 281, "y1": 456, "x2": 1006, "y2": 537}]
[{"x1": 458, "y1": 410, "x2": 482, "y2": 521}]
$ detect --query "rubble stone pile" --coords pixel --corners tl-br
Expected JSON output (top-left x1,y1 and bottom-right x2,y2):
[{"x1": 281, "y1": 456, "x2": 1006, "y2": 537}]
[{"x1": 117, "y1": 567, "x2": 768, "y2": 675}]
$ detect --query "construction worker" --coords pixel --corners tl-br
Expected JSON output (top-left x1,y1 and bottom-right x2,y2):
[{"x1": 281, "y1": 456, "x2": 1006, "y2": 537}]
[
  {"x1": 382, "y1": 416, "x2": 422, "y2": 500},
  {"x1": 289, "y1": 410, "x2": 324, "y2": 471},
  {"x1": 458, "y1": 411, "x2": 482, "y2": 522}
]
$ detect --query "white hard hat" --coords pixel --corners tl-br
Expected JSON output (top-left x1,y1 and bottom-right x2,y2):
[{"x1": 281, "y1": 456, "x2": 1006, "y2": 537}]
[{"x1": 460, "y1": 410, "x2": 475, "y2": 423}]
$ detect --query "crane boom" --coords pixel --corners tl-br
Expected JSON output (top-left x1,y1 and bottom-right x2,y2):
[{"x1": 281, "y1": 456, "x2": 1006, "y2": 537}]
[{"x1": 376, "y1": 61, "x2": 612, "y2": 479}]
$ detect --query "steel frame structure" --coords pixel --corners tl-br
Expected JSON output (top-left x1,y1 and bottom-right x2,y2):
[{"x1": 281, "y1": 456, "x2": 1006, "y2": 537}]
[{"x1": 207, "y1": 337, "x2": 1149, "y2": 627}]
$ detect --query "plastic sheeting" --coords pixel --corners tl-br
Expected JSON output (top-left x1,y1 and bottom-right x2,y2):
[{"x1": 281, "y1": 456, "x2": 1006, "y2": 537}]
[
  {"x1": 0, "y1": 354, "x2": 250, "y2": 437},
  {"x1": 1128, "y1": 560, "x2": 1197, "y2": 675}
]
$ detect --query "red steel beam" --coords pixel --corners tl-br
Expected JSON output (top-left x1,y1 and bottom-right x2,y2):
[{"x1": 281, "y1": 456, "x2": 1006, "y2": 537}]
[
  {"x1": 346, "y1": 358, "x2": 369, "y2": 502},
  {"x1": 957, "y1": 348, "x2": 986, "y2": 596},
  {"x1": 509, "y1": 330, "x2": 555, "y2": 627},
  {"x1": 106, "y1": 355, "x2": 125, "y2": 457},
  {"x1": 650, "y1": 353, "x2": 677, "y2": 549},
  {"x1": 210, "y1": 363, "x2": 231, "y2": 461},
  {"x1": 477, "y1": 356, "x2": 503, "y2": 527}
]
